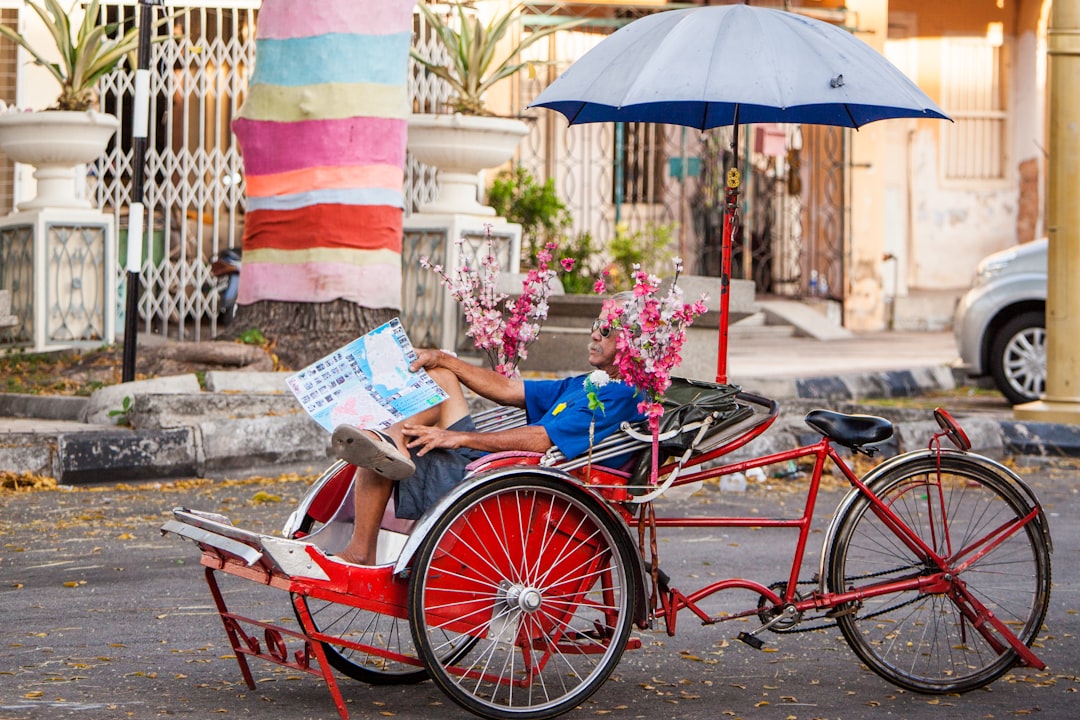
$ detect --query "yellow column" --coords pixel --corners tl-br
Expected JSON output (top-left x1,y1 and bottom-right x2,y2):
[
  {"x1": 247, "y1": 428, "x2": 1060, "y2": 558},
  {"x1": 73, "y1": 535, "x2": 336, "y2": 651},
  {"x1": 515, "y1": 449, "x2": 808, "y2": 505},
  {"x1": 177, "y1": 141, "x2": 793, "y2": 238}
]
[{"x1": 1015, "y1": 0, "x2": 1080, "y2": 423}]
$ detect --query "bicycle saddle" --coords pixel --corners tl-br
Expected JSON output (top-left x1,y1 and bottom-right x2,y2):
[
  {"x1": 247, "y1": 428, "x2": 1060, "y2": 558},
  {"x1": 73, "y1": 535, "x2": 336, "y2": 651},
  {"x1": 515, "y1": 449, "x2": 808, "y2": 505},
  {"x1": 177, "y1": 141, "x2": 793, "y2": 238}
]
[{"x1": 804, "y1": 409, "x2": 893, "y2": 452}]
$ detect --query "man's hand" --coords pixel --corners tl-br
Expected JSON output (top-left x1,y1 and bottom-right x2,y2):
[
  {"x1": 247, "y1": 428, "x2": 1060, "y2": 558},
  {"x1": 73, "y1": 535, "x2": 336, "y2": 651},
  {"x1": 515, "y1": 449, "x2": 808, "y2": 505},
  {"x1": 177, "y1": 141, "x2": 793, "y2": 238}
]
[
  {"x1": 409, "y1": 348, "x2": 444, "y2": 374},
  {"x1": 401, "y1": 423, "x2": 458, "y2": 456},
  {"x1": 407, "y1": 349, "x2": 527, "y2": 409}
]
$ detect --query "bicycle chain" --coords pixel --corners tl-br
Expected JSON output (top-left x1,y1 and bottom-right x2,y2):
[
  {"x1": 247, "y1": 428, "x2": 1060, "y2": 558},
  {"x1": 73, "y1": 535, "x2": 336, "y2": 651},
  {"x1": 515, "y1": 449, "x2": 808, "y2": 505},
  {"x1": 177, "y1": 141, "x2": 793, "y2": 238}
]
[{"x1": 765, "y1": 564, "x2": 925, "y2": 634}]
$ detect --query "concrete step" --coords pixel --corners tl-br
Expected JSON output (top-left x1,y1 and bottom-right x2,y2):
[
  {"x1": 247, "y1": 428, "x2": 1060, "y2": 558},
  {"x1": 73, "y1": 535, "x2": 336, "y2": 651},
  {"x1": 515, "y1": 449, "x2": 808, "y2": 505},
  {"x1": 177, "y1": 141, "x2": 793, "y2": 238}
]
[
  {"x1": 730, "y1": 322, "x2": 796, "y2": 338},
  {"x1": 756, "y1": 299, "x2": 852, "y2": 341}
]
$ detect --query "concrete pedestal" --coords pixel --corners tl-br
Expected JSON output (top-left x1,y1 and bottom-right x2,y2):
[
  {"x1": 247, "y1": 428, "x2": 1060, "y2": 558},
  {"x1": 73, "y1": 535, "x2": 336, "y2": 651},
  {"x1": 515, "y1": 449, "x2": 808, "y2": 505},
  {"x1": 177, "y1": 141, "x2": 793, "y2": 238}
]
[
  {"x1": 402, "y1": 212, "x2": 522, "y2": 352},
  {"x1": 0, "y1": 207, "x2": 116, "y2": 351},
  {"x1": 521, "y1": 277, "x2": 758, "y2": 377},
  {"x1": 1013, "y1": 400, "x2": 1080, "y2": 425}
]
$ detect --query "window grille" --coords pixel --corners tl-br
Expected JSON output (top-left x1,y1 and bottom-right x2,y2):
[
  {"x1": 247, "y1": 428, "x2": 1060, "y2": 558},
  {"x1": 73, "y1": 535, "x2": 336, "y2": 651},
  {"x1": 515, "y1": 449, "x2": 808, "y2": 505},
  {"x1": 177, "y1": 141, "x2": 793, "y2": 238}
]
[
  {"x1": 941, "y1": 36, "x2": 1006, "y2": 182},
  {"x1": 615, "y1": 122, "x2": 665, "y2": 206}
]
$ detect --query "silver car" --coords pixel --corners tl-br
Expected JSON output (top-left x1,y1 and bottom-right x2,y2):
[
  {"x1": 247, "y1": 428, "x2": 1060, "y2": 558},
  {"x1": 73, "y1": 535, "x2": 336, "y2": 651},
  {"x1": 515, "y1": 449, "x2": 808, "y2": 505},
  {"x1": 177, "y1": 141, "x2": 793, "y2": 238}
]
[{"x1": 953, "y1": 238, "x2": 1047, "y2": 405}]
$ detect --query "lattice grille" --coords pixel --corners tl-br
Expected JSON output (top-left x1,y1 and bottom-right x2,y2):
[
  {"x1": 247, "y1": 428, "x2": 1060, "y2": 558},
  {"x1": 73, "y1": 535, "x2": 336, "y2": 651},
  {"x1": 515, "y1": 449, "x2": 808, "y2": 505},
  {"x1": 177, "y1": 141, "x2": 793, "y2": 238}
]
[
  {"x1": 94, "y1": 2, "x2": 256, "y2": 341},
  {"x1": 401, "y1": 228, "x2": 448, "y2": 349},
  {"x1": 0, "y1": 223, "x2": 32, "y2": 344},
  {"x1": 45, "y1": 224, "x2": 108, "y2": 343}
]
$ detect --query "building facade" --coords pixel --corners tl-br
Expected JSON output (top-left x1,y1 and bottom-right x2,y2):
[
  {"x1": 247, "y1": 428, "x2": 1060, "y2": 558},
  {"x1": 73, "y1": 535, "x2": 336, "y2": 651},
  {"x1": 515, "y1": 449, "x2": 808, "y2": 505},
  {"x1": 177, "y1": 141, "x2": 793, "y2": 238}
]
[{"x1": 0, "y1": 0, "x2": 1056, "y2": 346}]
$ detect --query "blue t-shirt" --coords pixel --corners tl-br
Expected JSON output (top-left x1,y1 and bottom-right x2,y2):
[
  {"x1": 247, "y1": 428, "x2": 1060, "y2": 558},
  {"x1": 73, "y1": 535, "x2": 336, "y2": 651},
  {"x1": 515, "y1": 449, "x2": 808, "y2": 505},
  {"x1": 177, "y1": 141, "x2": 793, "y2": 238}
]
[{"x1": 524, "y1": 375, "x2": 646, "y2": 466}]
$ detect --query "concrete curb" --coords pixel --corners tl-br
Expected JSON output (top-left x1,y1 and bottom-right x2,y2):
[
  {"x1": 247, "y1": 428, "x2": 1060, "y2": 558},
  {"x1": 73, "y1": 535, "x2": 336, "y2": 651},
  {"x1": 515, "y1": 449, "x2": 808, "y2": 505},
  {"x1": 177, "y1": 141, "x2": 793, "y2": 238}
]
[
  {"x1": 0, "y1": 371, "x2": 333, "y2": 484},
  {"x1": 732, "y1": 366, "x2": 962, "y2": 403},
  {"x1": 2, "y1": 364, "x2": 1077, "y2": 485}
]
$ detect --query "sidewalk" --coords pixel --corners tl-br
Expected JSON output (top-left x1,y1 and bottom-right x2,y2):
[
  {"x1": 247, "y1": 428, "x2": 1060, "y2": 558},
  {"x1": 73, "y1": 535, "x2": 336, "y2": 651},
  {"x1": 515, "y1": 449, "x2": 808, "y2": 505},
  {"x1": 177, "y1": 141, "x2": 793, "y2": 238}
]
[{"x1": 3, "y1": 329, "x2": 1078, "y2": 484}]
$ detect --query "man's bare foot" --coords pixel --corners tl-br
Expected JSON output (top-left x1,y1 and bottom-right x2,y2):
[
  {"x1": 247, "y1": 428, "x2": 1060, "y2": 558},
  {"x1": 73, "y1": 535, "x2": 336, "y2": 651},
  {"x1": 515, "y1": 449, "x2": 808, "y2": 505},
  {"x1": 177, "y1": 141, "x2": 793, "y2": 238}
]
[{"x1": 334, "y1": 547, "x2": 373, "y2": 566}]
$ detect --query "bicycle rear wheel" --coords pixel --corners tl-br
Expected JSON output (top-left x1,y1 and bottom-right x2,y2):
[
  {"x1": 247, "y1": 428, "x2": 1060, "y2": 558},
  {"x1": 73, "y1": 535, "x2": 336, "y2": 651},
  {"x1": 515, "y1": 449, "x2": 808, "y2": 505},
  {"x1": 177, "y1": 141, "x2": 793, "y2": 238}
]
[
  {"x1": 409, "y1": 475, "x2": 637, "y2": 720},
  {"x1": 828, "y1": 453, "x2": 1050, "y2": 693}
]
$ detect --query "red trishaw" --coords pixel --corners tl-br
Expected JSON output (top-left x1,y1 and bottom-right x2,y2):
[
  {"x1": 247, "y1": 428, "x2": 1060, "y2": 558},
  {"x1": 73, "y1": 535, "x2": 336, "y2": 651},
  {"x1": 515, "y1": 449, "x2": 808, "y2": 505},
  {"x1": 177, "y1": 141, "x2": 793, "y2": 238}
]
[{"x1": 163, "y1": 381, "x2": 1051, "y2": 720}]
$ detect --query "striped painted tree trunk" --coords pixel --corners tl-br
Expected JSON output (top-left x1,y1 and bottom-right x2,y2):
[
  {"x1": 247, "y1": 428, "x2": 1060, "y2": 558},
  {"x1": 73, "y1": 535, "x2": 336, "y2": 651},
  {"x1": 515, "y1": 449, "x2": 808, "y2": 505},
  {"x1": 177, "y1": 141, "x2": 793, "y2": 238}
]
[{"x1": 233, "y1": 0, "x2": 414, "y2": 315}]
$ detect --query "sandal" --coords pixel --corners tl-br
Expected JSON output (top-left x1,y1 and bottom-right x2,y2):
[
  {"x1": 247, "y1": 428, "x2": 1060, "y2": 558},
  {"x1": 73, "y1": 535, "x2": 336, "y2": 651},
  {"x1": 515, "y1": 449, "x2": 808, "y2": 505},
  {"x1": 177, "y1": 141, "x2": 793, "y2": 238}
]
[{"x1": 331, "y1": 426, "x2": 416, "y2": 480}]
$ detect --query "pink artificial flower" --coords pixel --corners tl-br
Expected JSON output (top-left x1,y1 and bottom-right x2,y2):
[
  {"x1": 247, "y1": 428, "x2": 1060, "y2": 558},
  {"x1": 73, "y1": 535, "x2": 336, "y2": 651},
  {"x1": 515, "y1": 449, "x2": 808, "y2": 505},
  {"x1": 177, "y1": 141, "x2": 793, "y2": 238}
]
[
  {"x1": 610, "y1": 260, "x2": 708, "y2": 436},
  {"x1": 421, "y1": 224, "x2": 573, "y2": 378}
]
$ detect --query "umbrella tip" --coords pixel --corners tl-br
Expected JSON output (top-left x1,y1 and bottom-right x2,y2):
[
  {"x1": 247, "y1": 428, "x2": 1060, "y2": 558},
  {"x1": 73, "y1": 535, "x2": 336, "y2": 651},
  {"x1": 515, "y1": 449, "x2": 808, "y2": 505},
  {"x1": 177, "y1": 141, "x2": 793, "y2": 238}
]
[{"x1": 831, "y1": 74, "x2": 845, "y2": 88}]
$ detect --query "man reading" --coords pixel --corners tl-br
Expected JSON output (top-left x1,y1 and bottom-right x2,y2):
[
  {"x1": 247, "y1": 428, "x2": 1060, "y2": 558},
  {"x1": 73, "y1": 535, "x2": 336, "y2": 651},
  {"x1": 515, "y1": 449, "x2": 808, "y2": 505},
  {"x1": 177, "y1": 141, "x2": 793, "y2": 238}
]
[{"x1": 329, "y1": 304, "x2": 643, "y2": 566}]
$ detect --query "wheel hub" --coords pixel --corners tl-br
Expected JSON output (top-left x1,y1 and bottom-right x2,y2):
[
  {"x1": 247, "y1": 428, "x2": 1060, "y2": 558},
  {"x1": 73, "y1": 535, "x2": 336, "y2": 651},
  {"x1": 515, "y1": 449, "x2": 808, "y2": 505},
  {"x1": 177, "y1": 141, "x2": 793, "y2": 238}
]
[{"x1": 499, "y1": 580, "x2": 543, "y2": 613}]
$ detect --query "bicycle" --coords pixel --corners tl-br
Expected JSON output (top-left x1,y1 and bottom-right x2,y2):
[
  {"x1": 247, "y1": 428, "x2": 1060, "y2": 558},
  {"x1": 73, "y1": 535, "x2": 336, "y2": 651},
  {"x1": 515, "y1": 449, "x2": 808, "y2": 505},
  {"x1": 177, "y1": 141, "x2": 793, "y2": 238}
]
[{"x1": 163, "y1": 382, "x2": 1051, "y2": 720}]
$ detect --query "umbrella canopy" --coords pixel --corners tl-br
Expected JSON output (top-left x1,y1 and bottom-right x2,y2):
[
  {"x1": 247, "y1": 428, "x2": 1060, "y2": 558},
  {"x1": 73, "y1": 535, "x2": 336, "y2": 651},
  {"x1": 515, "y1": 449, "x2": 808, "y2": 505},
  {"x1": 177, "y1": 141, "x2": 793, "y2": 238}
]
[{"x1": 530, "y1": 4, "x2": 950, "y2": 130}]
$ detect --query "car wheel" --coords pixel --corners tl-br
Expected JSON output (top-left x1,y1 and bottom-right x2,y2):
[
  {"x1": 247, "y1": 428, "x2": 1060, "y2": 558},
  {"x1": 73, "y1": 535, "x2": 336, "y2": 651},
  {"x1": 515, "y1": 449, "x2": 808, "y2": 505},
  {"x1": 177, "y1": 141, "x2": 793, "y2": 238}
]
[{"x1": 988, "y1": 310, "x2": 1046, "y2": 405}]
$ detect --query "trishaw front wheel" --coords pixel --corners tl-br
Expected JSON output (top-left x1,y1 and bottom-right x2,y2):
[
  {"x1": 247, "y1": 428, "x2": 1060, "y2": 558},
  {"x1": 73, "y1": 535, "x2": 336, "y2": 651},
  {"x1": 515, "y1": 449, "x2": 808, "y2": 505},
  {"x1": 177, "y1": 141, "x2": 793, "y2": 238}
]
[{"x1": 409, "y1": 475, "x2": 637, "y2": 720}]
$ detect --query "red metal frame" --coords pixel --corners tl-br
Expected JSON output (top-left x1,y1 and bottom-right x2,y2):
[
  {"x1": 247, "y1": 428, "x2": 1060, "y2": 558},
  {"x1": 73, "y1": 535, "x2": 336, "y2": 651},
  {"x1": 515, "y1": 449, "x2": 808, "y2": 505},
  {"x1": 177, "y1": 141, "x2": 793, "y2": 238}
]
[
  {"x1": 628, "y1": 432, "x2": 1046, "y2": 670},
  {"x1": 175, "y1": 400, "x2": 1046, "y2": 719},
  {"x1": 193, "y1": 539, "x2": 416, "y2": 720},
  {"x1": 202, "y1": 565, "x2": 351, "y2": 720}
]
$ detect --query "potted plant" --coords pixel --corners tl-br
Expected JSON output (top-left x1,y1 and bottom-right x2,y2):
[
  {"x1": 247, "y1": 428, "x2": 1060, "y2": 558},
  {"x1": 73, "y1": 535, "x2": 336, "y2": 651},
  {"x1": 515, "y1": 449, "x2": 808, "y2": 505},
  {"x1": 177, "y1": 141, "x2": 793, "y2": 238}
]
[
  {"x1": 408, "y1": 1, "x2": 581, "y2": 216},
  {"x1": 0, "y1": 0, "x2": 151, "y2": 210}
]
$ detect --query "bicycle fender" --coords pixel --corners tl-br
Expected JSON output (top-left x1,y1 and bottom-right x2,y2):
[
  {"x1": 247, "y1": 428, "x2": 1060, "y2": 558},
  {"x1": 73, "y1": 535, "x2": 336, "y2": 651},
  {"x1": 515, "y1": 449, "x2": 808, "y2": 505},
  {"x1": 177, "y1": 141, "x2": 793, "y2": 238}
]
[
  {"x1": 392, "y1": 465, "x2": 651, "y2": 626},
  {"x1": 282, "y1": 459, "x2": 353, "y2": 538},
  {"x1": 817, "y1": 449, "x2": 1052, "y2": 586}
]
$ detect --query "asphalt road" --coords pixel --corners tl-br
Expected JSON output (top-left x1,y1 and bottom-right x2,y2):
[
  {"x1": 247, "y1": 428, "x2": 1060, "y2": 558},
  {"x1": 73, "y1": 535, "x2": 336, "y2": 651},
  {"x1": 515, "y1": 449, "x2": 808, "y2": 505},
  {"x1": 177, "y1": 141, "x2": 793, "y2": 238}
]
[{"x1": 1, "y1": 454, "x2": 1077, "y2": 720}]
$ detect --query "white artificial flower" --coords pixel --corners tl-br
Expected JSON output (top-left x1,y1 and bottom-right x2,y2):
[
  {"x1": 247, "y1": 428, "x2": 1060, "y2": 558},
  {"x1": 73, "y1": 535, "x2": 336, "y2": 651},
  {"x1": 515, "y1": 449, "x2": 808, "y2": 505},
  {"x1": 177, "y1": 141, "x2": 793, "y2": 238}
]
[{"x1": 587, "y1": 369, "x2": 610, "y2": 388}]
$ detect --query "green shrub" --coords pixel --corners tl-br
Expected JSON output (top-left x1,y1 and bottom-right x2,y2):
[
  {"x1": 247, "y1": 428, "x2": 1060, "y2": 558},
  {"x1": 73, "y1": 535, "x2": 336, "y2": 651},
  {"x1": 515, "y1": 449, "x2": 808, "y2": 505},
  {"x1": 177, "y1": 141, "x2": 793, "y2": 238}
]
[
  {"x1": 557, "y1": 232, "x2": 605, "y2": 294},
  {"x1": 606, "y1": 221, "x2": 678, "y2": 291},
  {"x1": 488, "y1": 167, "x2": 572, "y2": 262}
]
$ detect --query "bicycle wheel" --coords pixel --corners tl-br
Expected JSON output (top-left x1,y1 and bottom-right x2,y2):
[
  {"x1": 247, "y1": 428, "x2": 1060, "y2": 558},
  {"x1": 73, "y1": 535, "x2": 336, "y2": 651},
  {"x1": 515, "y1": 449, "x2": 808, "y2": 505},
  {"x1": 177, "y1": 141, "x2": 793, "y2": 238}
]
[
  {"x1": 297, "y1": 592, "x2": 439, "y2": 684},
  {"x1": 409, "y1": 475, "x2": 637, "y2": 720},
  {"x1": 290, "y1": 523, "x2": 429, "y2": 684},
  {"x1": 286, "y1": 463, "x2": 459, "y2": 685},
  {"x1": 828, "y1": 453, "x2": 1050, "y2": 693}
]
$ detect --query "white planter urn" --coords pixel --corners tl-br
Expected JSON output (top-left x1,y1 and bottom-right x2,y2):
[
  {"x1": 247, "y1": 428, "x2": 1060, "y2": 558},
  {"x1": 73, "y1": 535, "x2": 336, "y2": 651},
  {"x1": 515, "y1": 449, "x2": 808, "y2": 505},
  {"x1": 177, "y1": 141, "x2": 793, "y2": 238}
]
[
  {"x1": 0, "y1": 110, "x2": 119, "y2": 211},
  {"x1": 407, "y1": 113, "x2": 529, "y2": 216}
]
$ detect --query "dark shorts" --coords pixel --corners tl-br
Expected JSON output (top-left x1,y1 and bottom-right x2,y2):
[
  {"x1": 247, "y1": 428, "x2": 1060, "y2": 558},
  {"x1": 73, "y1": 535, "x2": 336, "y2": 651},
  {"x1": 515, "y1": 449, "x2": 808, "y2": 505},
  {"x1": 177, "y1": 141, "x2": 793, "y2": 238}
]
[{"x1": 394, "y1": 416, "x2": 485, "y2": 520}]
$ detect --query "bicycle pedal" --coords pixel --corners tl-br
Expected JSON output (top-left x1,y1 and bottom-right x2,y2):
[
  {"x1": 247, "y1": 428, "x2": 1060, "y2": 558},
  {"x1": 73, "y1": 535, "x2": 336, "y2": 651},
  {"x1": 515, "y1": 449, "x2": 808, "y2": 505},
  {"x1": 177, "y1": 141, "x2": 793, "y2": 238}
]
[
  {"x1": 737, "y1": 631, "x2": 764, "y2": 650},
  {"x1": 825, "y1": 603, "x2": 859, "y2": 619}
]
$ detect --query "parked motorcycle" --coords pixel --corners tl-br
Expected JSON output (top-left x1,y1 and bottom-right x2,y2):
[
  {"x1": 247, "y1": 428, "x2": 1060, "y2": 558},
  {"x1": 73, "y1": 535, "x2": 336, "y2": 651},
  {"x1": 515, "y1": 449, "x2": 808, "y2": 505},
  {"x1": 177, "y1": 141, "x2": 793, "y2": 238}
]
[{"x1": 210, "y1": 247, "x2": 242, "y2": 326}]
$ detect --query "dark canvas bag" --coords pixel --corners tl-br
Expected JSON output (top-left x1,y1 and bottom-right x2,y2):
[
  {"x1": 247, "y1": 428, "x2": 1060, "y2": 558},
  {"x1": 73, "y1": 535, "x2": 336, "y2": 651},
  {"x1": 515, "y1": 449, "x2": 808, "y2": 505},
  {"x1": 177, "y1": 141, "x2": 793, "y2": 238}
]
[{"x1": 629, "y1": 377, "x2": 752, "y2": 486}]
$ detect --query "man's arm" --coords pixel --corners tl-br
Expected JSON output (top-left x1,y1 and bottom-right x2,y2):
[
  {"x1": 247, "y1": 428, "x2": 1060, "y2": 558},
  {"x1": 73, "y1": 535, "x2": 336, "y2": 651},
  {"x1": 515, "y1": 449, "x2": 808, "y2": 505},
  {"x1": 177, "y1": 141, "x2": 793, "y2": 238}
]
[
  {"x1": 410, "y1": 349, "x2": 526, "y2": 407},
  {"x1": 401, "y1": 422, "x2": 552, "y2": 456}
]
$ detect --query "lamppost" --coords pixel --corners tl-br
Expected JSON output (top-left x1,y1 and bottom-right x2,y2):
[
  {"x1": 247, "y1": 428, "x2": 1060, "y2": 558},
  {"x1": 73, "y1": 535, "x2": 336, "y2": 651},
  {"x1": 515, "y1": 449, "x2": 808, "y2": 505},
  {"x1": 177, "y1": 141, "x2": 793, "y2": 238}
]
[{"x1": 122, "y1": 0, "x2": 165, "y2": 382}]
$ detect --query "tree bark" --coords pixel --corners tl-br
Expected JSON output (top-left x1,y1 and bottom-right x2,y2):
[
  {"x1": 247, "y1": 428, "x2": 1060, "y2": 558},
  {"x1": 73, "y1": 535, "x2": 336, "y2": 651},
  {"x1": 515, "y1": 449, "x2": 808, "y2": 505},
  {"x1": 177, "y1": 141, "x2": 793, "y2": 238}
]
[{"x1": 227, "y1": 300, "x2": 398, "y2": 370}]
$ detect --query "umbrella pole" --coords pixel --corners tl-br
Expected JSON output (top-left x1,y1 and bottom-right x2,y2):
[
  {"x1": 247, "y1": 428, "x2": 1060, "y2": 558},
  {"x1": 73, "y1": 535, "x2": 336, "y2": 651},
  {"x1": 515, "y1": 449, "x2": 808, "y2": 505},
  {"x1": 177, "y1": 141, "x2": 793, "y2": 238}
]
[{"x1": 716, "y1": 127, "x2": 741, "y2": 385}]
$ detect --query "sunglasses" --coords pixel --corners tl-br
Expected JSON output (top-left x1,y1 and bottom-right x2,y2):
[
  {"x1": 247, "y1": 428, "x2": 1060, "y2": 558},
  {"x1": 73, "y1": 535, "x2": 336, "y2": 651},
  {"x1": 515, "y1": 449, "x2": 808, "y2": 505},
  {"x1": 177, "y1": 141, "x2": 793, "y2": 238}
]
[{"x1": 591, "y1": 319, "x2": 612, "y2": 338}]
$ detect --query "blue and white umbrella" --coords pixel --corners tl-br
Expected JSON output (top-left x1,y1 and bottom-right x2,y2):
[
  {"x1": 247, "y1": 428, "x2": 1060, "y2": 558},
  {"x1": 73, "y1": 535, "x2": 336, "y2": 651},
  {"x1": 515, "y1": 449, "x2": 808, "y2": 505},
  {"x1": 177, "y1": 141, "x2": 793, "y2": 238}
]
[
  {"x1": 530, "y1": 4, "x2": 949, "y2": 130},
  {"x1": 530, "y1": 4, "x2": 950, "y2": 382}
]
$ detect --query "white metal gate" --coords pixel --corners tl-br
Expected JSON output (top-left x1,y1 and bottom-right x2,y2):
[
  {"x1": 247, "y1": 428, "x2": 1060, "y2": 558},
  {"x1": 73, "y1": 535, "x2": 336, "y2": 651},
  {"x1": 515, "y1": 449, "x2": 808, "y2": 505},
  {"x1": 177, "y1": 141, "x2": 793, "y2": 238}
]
[{"x1": 96, "y1": 0, "x2": 257, "y2": 341}]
